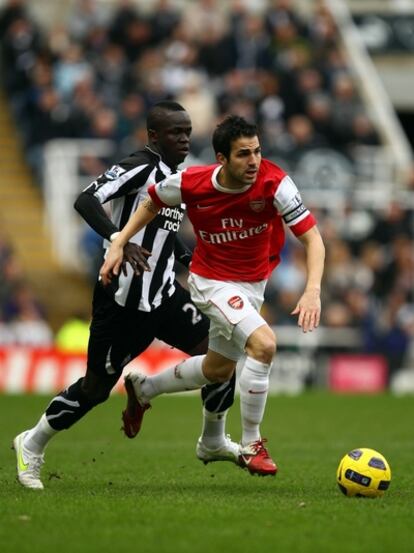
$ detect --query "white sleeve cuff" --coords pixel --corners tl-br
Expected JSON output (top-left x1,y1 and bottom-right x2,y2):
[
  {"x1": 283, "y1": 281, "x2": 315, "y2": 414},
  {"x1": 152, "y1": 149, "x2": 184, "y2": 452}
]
[{"x1": 109, "y1": 231, "x2": 121, "y2": 242}]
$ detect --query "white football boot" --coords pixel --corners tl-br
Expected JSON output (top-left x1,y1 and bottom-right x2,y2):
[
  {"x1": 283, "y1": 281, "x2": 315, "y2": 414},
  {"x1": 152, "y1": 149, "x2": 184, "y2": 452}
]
[
  {"x1": 13, "y1": 431, "x2": 44, "y2": 490},
  {"x1": 196, "y1": 435, "x2": 240, "y2": 465}
]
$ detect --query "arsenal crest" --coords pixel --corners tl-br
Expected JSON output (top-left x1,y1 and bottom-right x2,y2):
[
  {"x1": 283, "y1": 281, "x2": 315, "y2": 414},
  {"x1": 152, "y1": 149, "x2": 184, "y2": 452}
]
[
  {"x1": 249, "y1": 199, "x2": 265, "y2": 212},
  {"x1": 228, "y1": 296, "x2": 244, "y2": 309}
]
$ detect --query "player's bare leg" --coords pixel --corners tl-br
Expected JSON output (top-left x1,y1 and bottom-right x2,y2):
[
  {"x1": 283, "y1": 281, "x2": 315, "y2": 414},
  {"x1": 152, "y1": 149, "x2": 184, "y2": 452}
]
[{"x1": 122, "y1": 361, "x2": 240, "y2": 463}]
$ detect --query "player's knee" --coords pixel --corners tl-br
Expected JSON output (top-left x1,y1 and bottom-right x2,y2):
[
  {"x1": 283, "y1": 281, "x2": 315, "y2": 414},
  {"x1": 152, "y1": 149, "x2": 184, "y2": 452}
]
[
  {"x1": 246, "y1": 333, "x2": 276, "y2": 364},
  {"x1": 81, "y1": 377, "x2": 113, "y2": 405},
  {"x1": 83, "y1": 386, "x2": 111, "y2": 405}
]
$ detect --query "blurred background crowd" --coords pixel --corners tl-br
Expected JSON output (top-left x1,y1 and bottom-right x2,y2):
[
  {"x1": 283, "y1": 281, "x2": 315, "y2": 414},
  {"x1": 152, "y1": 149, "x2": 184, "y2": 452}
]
[
  {"x1": 0, "y1": 0, "x2": 413, "y2": 381},
  {"x1": 0, "y1": 229, "x2": 53, "y2": 346},
  {"x1": 1, "y1": 0, "x2": 383, "y2": 175}
]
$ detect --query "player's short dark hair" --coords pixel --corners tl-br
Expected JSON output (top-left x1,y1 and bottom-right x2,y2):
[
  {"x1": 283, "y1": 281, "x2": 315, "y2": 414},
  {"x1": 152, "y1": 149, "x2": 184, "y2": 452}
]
[
  {"x1": 146, "y1": 101, "x2": 186, "y2": 131},
  {"x1": 212, "y1": 115, "x2": 258, "y2": 159}
]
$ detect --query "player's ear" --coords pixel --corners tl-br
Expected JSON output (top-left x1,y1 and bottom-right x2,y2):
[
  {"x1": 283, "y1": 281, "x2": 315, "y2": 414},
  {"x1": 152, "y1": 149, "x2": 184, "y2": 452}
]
[
  {"x1": 148, "y1": 128, "x2": 157, "y2": 143},
  {"x1": 216, "y1": 152, "x2": 226, "y2": 166}
]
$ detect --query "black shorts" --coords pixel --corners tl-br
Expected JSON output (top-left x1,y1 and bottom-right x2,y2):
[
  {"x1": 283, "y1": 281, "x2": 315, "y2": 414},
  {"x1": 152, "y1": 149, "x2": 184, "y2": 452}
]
[{"x1": 87, "y1": 280, "x2": 209, "y2": 377}]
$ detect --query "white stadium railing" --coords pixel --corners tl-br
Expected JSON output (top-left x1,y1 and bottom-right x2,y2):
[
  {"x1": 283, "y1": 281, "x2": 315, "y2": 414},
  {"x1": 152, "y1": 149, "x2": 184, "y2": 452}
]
[{"x1": 43, "y1": 139, "x2": 115, "y2": 269}]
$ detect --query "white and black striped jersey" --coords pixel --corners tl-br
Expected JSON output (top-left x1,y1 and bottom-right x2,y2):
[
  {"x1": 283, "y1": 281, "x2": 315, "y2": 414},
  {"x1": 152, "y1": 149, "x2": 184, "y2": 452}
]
[{"x1": 81, "y1": 146, "x2": 185, "y2": 312}]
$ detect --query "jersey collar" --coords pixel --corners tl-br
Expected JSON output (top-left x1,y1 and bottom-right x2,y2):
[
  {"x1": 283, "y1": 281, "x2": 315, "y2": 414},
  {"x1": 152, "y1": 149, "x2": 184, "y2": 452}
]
[
  {"x1": 145, "y1": 144, "x2": 162, "y2": 159},
  {"x1": 145, "y1": 144, "x2": 175, "y2": 176}
]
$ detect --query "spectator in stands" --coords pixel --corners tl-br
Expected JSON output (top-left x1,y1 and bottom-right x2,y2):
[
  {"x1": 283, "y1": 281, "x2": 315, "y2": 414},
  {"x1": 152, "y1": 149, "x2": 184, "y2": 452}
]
[
  {"x1": 0, "y1": 261, "x2": 52, "y2": 346},
  {"x1": 232, "y1": 13, "x2": 272, "y2": 70},
  {"x1": 368, "y1": 289, "x2": 412, "y2": 377},
  {"x1": 10, "y1": 309, "x2": 53, "y2": 347},
  {"x1": 108, "y1": 0, "x2": 140, "y2": 47},
  {"x1": 68, "y1": 0, "x2": 109, "y2": 42},
  {"x1": 182, "y1": 0, "x2": 227, "y2": 41},
  {"x1": 197, "y1": 25, "x2": 236, "y2": 76},
  {"x1": 25, "y1": 87, "x2": 80, "y2": 182},
  {"x1": 330, "y1": 73, "x2": 364, "y2": 145},
  {"x1": 307, "y1": 1, "x2": 337, "y2": 55},
  {"x1": 0, "y1": 0, "x2": 27, "y2": 40},
  {"x1": 273, "y1": 114, "x2": 327, "y2": 162},
  {"x1": 2, "y1": 281, "x2": 45, "y2": 322},
  {"x1": 112, "y1": 12, "x2": 152, "y2": 63},
  {"x1": 322, "y1": 300, "x2": 353, "y2": 329},
  {"x1": 305, "y1": 93, "x2": 339, "y2": 148},
  {"x1": 348, "y1": 113, "x2": 380, "y2": 148},
  {"x1": 176, "y1": 71, "x2": 217, "y2": 155},
  {"x1": 97, "y1": 45, "x2": 127, "y2": 105},
  {"x1": 53, "y1": 43, "x2": 92, "y2": 100},
  {"x1": 257, "y1": 71, "x2": 285, "y2": 151},
  {"x1": 87, "y1": 107, "x2": 117, "y2": 140},
  {"x1": 150, "y1": 0, "x2": 181, "y2": 43},
  {"x1": 267, "y1": 18, "x2": 312, "y2": 75},
  {"x1": 265, "y1": 0, "x2": 307, "y2": 36},
  {"x1": 1, "y1": 16, "x2": 41, "y2": 96},
  {"x1": 0, "y1": 231, "x2": 23, "y2": 310},
  {"x1": 368, "y1": 201, "x2": 413, "y2": 246},
  {"x1": 116, "y1": 93, "x2": 146, "y2": 142}
]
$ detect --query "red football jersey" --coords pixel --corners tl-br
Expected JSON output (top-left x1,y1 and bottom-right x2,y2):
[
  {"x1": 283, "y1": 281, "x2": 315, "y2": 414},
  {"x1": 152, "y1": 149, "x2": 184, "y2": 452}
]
[{"x1": 148, "y1": 158, "x2": 316, "y2": 282}]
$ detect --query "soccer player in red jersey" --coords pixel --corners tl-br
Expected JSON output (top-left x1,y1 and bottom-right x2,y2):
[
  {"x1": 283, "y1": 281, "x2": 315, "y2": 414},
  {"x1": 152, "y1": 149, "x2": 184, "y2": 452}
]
[{"x1": 101, "y1": 115, "x2": 325, "y2": 476}]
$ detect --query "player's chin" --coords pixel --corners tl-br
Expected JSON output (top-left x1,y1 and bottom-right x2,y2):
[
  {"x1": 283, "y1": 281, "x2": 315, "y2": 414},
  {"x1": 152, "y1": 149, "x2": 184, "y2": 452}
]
[{"x1": 175, "y1": 150, "x2": 189, "y2": 164}]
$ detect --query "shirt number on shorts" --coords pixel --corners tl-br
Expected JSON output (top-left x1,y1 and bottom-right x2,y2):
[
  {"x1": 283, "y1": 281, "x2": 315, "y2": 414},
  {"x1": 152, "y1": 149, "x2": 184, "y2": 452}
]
[{"x1": 182, "y1": 303, "x2": 203, "y2": 325}]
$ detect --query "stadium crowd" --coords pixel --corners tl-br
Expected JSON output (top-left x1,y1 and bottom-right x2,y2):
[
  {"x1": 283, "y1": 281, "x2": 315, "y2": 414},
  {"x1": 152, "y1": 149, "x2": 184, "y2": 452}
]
[
  {"x1": 0, "y1": 0, "x2": 413, "y2": 377},
  {"x1": 1, "y1": 0, "x2": 381, "y2": 176}
]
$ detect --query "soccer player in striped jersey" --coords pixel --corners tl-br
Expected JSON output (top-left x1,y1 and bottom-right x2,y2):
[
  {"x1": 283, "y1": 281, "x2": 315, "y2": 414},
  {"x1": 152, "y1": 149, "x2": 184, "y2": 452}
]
[
  {"x1": 101, "y1": 115, "x2": 325, "y2": 477},
  {"x1": 13, "y1": 102, "x2": 238, "y2": 490}
]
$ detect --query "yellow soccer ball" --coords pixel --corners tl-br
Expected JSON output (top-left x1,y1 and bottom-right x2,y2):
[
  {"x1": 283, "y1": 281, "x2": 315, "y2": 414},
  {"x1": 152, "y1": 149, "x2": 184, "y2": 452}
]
[{"x1": 337, "y1": 448, "x2": 391, "y2": 498}]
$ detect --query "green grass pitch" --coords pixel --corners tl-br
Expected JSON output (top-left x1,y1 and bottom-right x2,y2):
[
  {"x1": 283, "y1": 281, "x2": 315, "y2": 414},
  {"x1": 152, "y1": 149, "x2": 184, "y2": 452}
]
[{"x1": 1, "y1": 392, "x2": 414, "y2": 553}]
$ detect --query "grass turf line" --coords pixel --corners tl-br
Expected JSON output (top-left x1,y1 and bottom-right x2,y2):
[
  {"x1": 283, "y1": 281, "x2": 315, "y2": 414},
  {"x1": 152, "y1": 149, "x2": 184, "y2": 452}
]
[{"x1": 1, "y1": 393, "x2": 413, "y2": 553}]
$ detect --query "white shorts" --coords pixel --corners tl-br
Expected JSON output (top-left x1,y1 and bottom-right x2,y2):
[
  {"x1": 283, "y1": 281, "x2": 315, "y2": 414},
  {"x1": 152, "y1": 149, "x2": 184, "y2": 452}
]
[{"x1": 188, "y1": 272, "x2": 268, "y2": 361}]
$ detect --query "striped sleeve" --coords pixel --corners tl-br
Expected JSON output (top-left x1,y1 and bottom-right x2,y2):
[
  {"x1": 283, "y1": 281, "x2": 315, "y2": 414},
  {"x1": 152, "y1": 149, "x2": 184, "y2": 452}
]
[
  {"x1": 148, "y1": 172, "x2": 183, "y2": 207},
  {"x1": 273, "y1": 175, "x2": 316, "y2": 236},
  {"x1": 84, "y1": 163, "x2": 151, "y2": 203}
]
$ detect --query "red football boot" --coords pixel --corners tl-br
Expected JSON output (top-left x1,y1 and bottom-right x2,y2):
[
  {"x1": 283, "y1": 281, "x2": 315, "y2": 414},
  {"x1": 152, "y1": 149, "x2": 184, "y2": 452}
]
[
  {"x1": 239, "y1": 439, "x2": 278, "y2": 476},
  {"x1": 121, "y1": 372, "x2": 151, "y2": 438}
]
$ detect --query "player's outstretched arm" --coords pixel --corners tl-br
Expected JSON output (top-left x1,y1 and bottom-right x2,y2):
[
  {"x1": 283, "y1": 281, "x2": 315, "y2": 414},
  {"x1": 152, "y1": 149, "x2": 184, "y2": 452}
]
[
  {"x1": 100, "y1": 196, "x2": 160, "y2": 285},
  {"x1": 291, "y1": 226, "x2": 325, "y2": 333}
]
